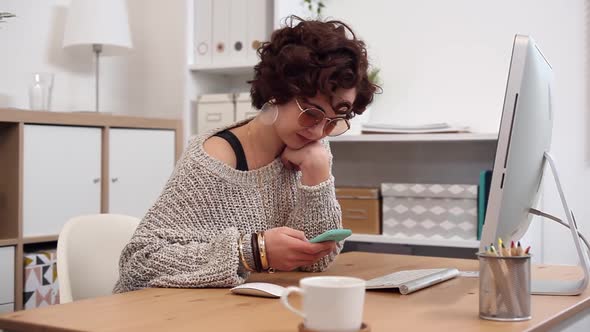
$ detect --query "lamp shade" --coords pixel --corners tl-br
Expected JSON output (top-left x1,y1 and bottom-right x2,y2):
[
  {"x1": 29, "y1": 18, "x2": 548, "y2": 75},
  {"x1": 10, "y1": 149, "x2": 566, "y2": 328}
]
[{"x1": 63, "y1": 0, "x2": 132, "y2": 55}]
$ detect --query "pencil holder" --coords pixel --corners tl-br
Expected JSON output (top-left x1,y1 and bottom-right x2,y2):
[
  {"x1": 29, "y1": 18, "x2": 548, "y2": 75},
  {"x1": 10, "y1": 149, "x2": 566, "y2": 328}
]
[{"x1": 477, "y1": 253, "x2": 531, "y2": 321}]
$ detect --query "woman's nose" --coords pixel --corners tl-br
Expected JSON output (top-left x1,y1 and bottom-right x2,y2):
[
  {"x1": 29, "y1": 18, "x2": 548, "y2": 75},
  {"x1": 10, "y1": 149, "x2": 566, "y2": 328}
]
[{"x1": 308, "y1": 120, "x2": 326, "y2": 139}]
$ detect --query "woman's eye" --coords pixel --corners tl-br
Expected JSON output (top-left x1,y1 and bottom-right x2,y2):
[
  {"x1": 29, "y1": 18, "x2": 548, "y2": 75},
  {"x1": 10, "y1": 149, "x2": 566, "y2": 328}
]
[{"x1": 334, "y1": 102, "x2": 351, "y2": 114}]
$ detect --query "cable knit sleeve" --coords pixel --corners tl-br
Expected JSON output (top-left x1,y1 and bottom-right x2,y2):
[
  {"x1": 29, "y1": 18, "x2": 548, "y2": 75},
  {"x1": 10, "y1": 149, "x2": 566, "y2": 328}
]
[
  {"x1": 285, "y1": 140, "x2": 343, "y2": 272},
  {"x1": 114, "y1": 224, "x2": 249, "y2": 292},
  {"x1": 112, "y1": 139, "x2": 257, "y2": 293}
]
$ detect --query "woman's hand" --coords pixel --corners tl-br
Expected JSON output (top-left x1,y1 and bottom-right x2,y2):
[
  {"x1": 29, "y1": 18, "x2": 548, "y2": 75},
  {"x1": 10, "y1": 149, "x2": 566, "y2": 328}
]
[
  {"x1": 264, "y1": 226, "x2": 336, "y2": 271},
  {"x1": 281, "y1": 141, "x2": 330, "y2": 186}
]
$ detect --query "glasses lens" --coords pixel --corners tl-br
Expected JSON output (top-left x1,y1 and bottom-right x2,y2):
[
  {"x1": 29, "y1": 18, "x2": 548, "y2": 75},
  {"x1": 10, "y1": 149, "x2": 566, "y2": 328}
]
[
  {"x1": 325, "y1": 119, "x2": 350, "y2": 136},
  {"x1": 298, "y1": 108, "x2": 324, "y2": 128}
]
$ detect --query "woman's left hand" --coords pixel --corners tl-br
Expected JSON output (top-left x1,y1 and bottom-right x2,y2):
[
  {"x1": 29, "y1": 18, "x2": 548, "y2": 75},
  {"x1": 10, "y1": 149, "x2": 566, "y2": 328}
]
[{"x1": 281, "y1": 141, "x2": 330, "y2": 186}]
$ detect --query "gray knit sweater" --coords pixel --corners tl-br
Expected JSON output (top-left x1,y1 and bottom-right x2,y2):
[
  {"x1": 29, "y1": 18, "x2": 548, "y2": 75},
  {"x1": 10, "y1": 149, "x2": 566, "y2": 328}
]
[{"x1": 113, "y1": 123, "x2": 343, "y2": 293}]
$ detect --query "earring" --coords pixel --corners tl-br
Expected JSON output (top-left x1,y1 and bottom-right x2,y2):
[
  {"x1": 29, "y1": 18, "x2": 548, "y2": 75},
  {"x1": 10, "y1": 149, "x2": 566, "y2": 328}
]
[{"x1": 258, "y1": 99, "x2": 278, "y2": 125}]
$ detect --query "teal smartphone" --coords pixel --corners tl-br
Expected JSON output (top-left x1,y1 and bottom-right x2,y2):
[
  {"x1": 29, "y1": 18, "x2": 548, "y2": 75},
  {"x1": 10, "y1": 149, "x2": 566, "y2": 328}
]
[{"x1": 309, "y1": 229, "x2": 352, "y2": 243}]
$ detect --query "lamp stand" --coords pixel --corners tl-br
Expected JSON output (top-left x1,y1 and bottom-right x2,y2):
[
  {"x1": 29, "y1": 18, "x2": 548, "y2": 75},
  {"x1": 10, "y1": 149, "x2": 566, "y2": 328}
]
[{"x1": 92, "y1": 44, "x2": 102, "y2": 112}]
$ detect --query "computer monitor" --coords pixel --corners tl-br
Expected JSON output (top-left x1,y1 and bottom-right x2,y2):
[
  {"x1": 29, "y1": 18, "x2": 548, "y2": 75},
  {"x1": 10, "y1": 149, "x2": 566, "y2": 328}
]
[
  {"x1": 479, "y1": 34, "x2": 552, "y2": 248},
  {"x1": 480, "y1": 35, "x2": 589, "y2": 295}
]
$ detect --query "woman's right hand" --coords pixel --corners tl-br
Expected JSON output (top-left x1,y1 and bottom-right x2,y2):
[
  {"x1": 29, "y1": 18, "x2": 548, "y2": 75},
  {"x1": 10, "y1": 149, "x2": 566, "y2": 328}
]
[{"x1": 264, "y1": 226, "x2": 336, "y2": 271}]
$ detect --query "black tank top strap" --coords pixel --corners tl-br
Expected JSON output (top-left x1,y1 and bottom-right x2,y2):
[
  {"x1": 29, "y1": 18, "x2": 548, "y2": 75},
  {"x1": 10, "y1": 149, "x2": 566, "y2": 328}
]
[{"x1": 212, "y1": 130, "x2": 249, "y2": 171}]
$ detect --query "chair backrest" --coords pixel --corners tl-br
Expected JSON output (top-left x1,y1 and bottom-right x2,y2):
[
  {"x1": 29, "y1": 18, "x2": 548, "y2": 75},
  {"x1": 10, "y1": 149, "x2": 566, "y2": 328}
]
[{"x1": 56, "y1": 214, "x2": 140, "y2": 303}]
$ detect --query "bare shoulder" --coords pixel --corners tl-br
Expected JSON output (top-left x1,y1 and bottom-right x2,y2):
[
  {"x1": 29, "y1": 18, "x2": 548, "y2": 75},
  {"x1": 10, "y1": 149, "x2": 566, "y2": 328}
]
[{"x1": 203, "y1": 136, "x2": 237, "y2": 168}]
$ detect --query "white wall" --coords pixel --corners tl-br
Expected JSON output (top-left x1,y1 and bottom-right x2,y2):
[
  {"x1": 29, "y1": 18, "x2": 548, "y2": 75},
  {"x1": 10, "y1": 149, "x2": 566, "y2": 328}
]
[
  {"x1": 2, "y1": 0, "x2": 588, "y2": 264},
  {"x1": 0, "y1": 0, "x2": 186, "y2": 119},
  {"x1": 327, "y1": 0, "x2": 589, "y2": 264}
]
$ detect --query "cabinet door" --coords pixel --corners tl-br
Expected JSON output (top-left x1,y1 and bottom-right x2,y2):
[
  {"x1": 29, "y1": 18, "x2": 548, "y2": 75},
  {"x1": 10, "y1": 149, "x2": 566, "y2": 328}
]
[
  {"x1": 109, "y1": 128, "x2": 175, "y2": 218},
  {"x1": 0, "y1": 302, "x2": 13, "y2": 313},
  {"x1": 23, "y1": 125, "x2": 102, "y2": 238},
  {"x1": 0, "y1": 246, "x2": 14, "y2": 305}
]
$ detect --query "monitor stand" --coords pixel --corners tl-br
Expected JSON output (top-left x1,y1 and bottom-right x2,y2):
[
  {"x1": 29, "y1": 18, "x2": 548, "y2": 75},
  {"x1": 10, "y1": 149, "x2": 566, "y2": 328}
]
[{"x1": 527, "y1": 152, "x2": 590, "y2": 295}]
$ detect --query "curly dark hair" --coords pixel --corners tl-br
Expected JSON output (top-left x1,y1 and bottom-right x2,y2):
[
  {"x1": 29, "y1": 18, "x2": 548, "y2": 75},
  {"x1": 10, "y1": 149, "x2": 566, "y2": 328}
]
[{"x1": 249, "y1": 16, "x2": 379, "y2": 117}]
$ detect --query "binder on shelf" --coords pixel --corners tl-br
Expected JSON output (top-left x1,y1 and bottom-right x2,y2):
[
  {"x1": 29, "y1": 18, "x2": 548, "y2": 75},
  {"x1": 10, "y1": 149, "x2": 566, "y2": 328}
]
[
  {"x1": 247, "y1": 0, "x2": 272, "y2": 64},
  {"x1": 194, "y1": 0, "x2": 213, "y2": 66},
  {"x1": 477, "y1": 170, "x2": 492, "y2": 240},
  {"x1": 212, "y1": 0, "x2": 231, "y2": 65},
  {"x1": 229, "y1": 0, "x2": 248, "y2": 64}
]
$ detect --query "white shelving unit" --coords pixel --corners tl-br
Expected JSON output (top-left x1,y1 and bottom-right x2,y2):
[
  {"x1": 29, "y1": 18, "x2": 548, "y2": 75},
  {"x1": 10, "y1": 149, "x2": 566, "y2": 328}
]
[
  {"x1": 183, "y1": 0, "x2": 305, "y2": 140},
  {"x1": 188, "y1": 63, "x2": 256, "y2": 75},
  {"x1": 329, "y1": 133, "x2": 497, "y2": 143},
  {"x1": 348, "y1": 234, "x2": 479, "y2": 249},
  {"x1": 332, "y1": 135, "x2": 497, "y2": 256}
]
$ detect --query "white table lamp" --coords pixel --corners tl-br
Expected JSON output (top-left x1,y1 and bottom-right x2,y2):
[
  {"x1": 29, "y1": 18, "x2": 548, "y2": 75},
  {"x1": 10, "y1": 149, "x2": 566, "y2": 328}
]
[{"x1": 63, "y1": 0, "x2": 132, "y2": 112}]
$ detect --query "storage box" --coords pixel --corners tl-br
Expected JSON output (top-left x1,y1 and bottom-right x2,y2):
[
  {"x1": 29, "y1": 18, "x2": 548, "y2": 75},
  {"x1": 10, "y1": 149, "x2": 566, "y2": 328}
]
[
  {"x1": 235, "y1": 92, "x2": 258, "y2": 121},
  {"x1": 336, "y1": 187, "x2": 381, "y2": 235},
  {"x1": 196, "y1": 93, "x2": 235, "y2": 134},
  {"x1": 381, "y1": 183, "x2": 477, "y2": 241},
  {"x1": 24, "y1": 249, "x2": 59, "y2": 309}
]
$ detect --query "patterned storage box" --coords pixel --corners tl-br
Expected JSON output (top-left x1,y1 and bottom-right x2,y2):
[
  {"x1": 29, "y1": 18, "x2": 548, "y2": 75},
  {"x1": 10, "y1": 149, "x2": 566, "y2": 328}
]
[
  {"x1": 24, "y1": 249, "x2": 59, "y2": 309},
  {"x1": 381, "y1": 183, "x2": 478, "y2": 241}
]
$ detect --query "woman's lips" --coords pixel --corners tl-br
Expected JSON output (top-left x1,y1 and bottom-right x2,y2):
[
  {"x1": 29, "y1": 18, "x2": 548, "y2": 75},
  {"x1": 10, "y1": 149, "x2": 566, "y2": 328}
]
[{"x1": 297, "y1": 133, "x2": 311, "y2": 144}]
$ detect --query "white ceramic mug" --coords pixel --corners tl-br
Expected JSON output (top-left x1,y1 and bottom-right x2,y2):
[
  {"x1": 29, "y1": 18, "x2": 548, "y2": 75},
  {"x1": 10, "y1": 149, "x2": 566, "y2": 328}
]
[{"x1": 281, "y1": 276, "x2": 366, "y2": 332}]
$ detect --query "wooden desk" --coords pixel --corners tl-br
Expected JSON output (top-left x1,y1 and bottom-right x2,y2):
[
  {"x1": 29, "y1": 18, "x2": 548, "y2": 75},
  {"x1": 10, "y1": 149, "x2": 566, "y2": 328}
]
[{"x1": 0, "y1": 252, "x2": 589, "y2": 332}]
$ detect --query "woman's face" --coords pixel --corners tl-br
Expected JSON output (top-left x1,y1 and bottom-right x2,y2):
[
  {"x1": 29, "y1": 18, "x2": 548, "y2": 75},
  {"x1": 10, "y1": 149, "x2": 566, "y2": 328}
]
[{"x1": 274, "y1": 88, "x2": 357, "y2": 149}]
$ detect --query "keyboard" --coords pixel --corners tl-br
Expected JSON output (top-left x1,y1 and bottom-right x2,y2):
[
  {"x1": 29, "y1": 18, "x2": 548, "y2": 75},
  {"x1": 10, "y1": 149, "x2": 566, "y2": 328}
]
[{"x1": 365, "y1": 268, "x2": 459, "y2": 295}]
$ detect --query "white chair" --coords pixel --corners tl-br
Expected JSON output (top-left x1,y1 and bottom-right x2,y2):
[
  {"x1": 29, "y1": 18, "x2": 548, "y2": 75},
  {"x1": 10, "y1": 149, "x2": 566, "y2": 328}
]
[{"x1": 56, "y1": 214, "x2": 140, "y2": 303}]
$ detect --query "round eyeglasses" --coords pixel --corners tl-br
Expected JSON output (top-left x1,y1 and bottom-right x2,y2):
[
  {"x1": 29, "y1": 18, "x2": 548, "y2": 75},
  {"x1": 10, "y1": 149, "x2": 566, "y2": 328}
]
[{"x1": 295, "y1": 98, "x2": 351, "y2": 137}]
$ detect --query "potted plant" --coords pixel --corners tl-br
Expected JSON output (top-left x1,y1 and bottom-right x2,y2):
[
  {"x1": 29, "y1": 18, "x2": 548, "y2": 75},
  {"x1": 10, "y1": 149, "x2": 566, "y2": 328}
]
[{"x1": 303, "y1": 0, "x2": 326, "y2": 17}]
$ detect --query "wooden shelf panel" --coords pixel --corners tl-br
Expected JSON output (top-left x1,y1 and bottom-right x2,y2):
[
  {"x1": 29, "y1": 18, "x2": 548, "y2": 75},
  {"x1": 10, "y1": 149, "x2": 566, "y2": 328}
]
[
  {"x1": 0, "y1": 238, "x2": 18, "y2": 246},
  {"x1": 22, "y1": 235, "x2": 59, "y2": 244},
  {"x1": 0, "y1": 108, "x2": 181, "y2": 130},
  {"x1": 348, "y1": 234, "x2": 480, "y2": 249},
  {"x1": 0, "y1": 122, "x2": 21, "y2": 241},
  {"x1": 329, "y1": 133, "x2": 498, "y2": 142}
]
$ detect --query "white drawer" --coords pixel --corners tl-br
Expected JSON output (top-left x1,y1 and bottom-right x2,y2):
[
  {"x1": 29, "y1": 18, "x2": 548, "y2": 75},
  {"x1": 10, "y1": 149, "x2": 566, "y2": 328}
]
[
  {"x1": 0, "y1": 247, "x2": 15, "y2": 304},
  {"x1": 0, "y1": 302, "x2": 13, "y2": 313}
]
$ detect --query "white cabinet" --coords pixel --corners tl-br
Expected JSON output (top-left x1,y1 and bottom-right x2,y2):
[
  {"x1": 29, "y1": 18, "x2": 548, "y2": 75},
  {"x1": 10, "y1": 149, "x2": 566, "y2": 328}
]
[
  {"x1": 109, "y1": 128, "x2": 175, "y2": 218},
  {"x1": 0, "y1": 246, "x2": 15, "y2": 307},
  {"x1": 23, "y1": 125, "x2": 102, "y2": 238},
  {"x1": 0, "y1": 302, "x2": 13, "y2": 313}
]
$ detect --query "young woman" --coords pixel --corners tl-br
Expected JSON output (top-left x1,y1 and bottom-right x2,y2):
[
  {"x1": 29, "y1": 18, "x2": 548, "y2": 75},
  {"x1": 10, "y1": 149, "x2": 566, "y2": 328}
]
[{"x1": 114, "y1": 16, "x2": 378, "y2": 292}]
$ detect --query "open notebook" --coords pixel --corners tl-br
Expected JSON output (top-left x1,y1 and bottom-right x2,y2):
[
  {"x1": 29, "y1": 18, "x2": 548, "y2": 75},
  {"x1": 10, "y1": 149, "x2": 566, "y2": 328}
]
[{"x1": 365, "y1": 268, "x2": 460, "y2": 295}]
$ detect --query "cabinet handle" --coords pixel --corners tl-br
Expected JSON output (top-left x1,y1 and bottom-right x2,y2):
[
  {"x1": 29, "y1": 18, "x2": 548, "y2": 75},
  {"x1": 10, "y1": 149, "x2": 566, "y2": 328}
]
[
  {"x1": 206, "y1": 113, "x2": 222, "y2": 122},
  {"x1": 93, "y1": 178, "x2": 100, "y2": 184},
  {"x1": 111, "y1": 177, "x2": 119, "y2": 183},
  {"x1": 343, "y1": 208, "x2": 368, "y2": 220}
]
